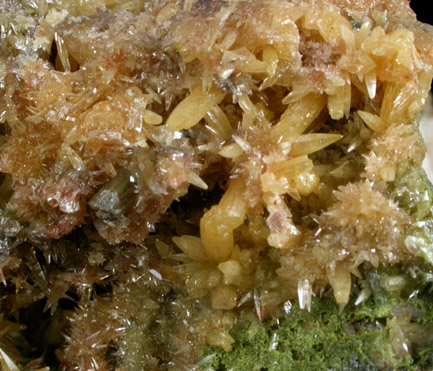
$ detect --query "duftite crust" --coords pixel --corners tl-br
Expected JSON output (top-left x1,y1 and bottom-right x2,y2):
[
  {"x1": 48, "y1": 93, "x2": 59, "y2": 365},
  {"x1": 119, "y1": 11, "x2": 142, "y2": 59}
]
[{"x1": 2, "y1": 0, "x2": 433, "y2": 369}]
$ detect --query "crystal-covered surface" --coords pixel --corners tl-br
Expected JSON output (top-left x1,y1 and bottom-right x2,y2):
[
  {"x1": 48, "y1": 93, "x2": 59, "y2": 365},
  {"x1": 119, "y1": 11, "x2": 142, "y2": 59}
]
[{"x1": 2, "y1": 0, "x2": 433, "y2": 369}]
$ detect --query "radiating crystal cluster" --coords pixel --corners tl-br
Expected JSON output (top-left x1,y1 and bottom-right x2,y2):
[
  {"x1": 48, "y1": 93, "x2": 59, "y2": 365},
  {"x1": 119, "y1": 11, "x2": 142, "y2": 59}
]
[{"x1": 2, "y1": 0, "x2": 433, "y2": 369}]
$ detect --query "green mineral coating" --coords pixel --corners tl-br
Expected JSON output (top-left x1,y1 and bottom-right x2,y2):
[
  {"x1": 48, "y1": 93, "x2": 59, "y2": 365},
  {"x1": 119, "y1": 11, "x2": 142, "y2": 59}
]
[
  {"x1": 199, "y1": 289, "x2": 433, "y2": 371},
  {"x1": 391, "y1": 162, "x2": 433, "y2": 266},
  {"x1": 392, "y1": 162, "x2": 433, "y2": 221}
]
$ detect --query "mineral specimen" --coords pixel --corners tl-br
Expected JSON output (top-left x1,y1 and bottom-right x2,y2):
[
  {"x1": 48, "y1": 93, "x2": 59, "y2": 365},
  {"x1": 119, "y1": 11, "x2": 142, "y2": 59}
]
[{"x1": 2, "y1": 0, "x2": 433, "y2": 369}]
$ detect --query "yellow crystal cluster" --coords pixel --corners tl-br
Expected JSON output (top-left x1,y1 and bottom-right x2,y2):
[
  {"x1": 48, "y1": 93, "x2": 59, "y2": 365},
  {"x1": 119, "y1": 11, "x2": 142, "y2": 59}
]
[
  {"x1": 1, "y1": 0, "x2": 432, "y2": 303},
  {"x1": 2, "y1": 0, "x2": 433, "y2": 368}
]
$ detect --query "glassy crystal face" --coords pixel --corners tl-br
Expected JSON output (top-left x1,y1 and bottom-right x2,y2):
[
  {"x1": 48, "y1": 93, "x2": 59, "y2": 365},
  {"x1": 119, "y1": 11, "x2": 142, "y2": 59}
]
[{"x1": 2, "y1": 0, "x2": 433, "y2": 369}]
